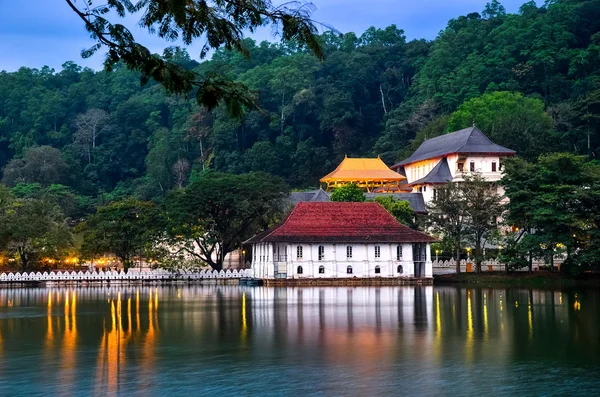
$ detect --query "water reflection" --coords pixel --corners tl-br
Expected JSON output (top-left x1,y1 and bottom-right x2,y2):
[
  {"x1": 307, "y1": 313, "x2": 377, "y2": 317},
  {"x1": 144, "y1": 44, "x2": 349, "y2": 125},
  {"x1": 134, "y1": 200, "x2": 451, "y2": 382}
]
[{"x1": 0, "y1": 286, "x2": 597, "y2": 394}]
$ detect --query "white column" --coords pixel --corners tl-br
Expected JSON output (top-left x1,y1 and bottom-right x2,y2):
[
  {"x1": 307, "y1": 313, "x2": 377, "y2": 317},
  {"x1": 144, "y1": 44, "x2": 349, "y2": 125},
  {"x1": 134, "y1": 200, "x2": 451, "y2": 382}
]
[
  {"x1": 425, "y1": 242, "x2": 433, "y2": 277},
  {"x1": 404, "y1": 243, "x2": 414, "y2": 277}
]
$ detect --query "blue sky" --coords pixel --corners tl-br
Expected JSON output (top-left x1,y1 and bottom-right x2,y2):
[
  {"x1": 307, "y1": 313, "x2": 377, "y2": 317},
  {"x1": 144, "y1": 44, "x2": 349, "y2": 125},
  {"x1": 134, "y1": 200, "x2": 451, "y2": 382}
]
[{"x1": 0, "y1": 0, "x2": 529, "y2": 72}]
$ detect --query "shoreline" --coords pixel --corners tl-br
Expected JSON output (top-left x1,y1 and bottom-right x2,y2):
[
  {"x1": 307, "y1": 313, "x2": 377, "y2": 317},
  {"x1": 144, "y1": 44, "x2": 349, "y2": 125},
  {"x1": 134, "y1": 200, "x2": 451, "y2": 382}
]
[{"x1": 434, "y1": 272, "x2": 600, "y2": 288}]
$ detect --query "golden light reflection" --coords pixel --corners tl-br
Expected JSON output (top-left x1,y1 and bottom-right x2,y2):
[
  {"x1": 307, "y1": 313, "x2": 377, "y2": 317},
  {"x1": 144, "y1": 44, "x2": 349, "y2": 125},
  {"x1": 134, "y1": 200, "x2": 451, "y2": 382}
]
[
  {"x1": 465, "y1": 290, "x2": 474, "y2": 363},
  {"x1": 60, "y1": 290, "x2": 77, "y2": 395},
  {"x1": 528, "y1": 298, "x2": 533, "y2": 340},
  {"x1": 436, "y1": 292, "x2": 441, "y2": 335},
  {"x1": 47, "y1": 291, "x2": 53, "y2": 342},
  {"x1": 136, "y1": 288, "x2": 140, "y2": 331},
  {"x1": 483, "y1": 293, "x2": 488, "y2": 340},
  {"x1": 241, "y1": 292, "x2": 247, "y2": 343}
]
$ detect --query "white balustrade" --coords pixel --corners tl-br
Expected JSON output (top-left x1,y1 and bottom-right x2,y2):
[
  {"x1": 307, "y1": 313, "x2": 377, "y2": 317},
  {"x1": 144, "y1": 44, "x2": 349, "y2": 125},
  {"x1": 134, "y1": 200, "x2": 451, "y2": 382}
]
[{"x1": 0, "y1": 268, "x2": 249, "y2": 283}]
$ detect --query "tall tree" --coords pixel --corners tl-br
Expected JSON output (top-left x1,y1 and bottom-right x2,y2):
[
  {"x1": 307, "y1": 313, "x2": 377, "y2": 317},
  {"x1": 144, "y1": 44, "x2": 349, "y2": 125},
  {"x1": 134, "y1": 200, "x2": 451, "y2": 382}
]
[
  {"x1": 164, "y1": 171, "x2": 289, "y2": 270},
  {"x1": 2, "y1": 146, "x2": 70, "y2": 187},
  {"x1": 0, "y1": 191, "x2": 72, "y2": 270},
  {"x1": 447, "y1": 91, "x2": 561, "y2": 160},
  {"x1": 73, "y1": 108, "x2": 111, "y2": 164},
  {"x1": 427, "y1": 182, "x2": 467, "y2": 273},
  {"x1": 461, "y1": 173, "x2": 505, "y2": 273},
  {"x1": 79, "y1": 198, "x2": 160, "y2": 270}
]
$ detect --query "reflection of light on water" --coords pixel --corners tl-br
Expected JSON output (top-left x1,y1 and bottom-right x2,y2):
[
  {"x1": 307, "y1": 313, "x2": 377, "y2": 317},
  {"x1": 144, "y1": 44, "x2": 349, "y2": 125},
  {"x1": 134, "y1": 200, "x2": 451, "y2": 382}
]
[
  {"x1": 241, "y1": 292, "x2": 247, "y2": 342},
  {"x1": 60, "y1": 290, "x2": 77, "y2": 395},
  {"x1": 466, "y1": 290, "x2": 473, "y2": 363},
  {"x1": 96, "y1": 287, "x2": 165, "y2": 394},
  {"x1": 483, "y1": 293, "x2": 488, "y2": 340},
  {"x1": 47, "y1": 291, "x2": 53, "y2": 343},
  {"x1": 136, "y1": 289, "x2": 140, "y2": 331},
  {"x1": 433, "y1": 292, "x2": 442, "y2": 363},
  {"x1": 435, "y1": 292, "x2": 441, "y2": 337},
  {"x1": 528, "y1": 298, "x2": 533, "y2": 340}
]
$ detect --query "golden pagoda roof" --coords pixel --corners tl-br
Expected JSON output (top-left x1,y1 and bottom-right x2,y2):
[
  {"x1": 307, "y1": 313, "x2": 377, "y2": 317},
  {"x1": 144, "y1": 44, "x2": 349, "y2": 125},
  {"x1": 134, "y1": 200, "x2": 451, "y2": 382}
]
[{"x1": 320, "y1": 156, "x2": 407, "y2": 182}]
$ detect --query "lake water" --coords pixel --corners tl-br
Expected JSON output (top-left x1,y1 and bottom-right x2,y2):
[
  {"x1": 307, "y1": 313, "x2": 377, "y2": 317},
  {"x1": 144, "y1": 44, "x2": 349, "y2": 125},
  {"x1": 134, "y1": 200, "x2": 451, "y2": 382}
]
[{"x1": 0, "y1": 285, "x2": 598, "y2": 396}]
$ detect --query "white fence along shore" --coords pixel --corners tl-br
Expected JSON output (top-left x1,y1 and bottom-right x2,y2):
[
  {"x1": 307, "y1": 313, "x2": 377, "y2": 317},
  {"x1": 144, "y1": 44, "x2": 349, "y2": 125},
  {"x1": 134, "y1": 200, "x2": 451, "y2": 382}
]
[{"x1": 0, "y1": 269, "x2": 253, "y2": 283}]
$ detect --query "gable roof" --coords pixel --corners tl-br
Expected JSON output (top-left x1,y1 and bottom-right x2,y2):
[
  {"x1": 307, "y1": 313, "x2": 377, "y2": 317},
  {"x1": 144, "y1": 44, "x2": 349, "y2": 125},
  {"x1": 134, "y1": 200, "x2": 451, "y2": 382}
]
[
  {"x1": 245, "y1": 202, "x2": 435, "y2": 244},
  {"x1": 289, "y1": 189, "x2": 330, "y2": 205},
  {"x1": 364, "y1": 193, "x2": 427, "y2": 214},
  {"x1": 393, "y1": 126, "x2": 515, "y2": 167},
  {"x1": 289, "y1": 191, "x2": 427, "y2": 214},
  {"x1": 320, "y1": 156, "x2": 406, "y2": 182},
  {"x1": 409, "y1": 157, "x2": 453, "y2": 186}
]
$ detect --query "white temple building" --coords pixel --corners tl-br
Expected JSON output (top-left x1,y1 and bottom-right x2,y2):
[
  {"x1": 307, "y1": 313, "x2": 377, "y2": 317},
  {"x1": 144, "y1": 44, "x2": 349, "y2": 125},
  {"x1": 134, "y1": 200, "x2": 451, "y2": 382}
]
[
  {"x1": 244, "y1": 202, "x2": 436, "y2": 280},
  {"x1": 391, "y1": 126, "x2": 516, "y2": 203}
]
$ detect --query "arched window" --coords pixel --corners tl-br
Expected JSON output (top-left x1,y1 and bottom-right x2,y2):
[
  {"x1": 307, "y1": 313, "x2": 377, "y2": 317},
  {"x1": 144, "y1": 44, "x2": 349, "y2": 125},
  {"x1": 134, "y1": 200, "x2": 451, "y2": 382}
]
[
  {"x1": 375, "y1": 246, "x2": 381, "y2": 259},
  {"x1": 297, "y1": 265, "x2": 303, "y2": 274},
  {"x1": 375, "y1": 265, "x2": 381, "y2": 274},
  {"x1": 396, "y1": 245, "x2": 403, "y2": 261},
  {"x1": 318, "y1": 245, "x2": 325, "y2": 261},
  {"x1": 347, "y1": 266, "x2": 353, "y2": 274},
  {"x1": 296, "y1": 246, "x2": 303, "y2": 260},
  {"x1": 319, "y1": 265, "x2": 325, "y2": 274},
  {"x1": 397, "y1": 265, "x2": 403, "y2": 274},
  {"x1": 346, "y1": 245, "x2": 353, "y2": 259}
]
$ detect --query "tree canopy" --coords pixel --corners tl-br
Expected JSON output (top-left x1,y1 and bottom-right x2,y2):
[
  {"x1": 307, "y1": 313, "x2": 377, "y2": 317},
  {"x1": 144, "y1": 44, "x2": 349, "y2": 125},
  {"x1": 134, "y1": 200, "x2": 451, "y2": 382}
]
[{"x1": 163, "y1": 171, "x2": 289, "y2": 270}]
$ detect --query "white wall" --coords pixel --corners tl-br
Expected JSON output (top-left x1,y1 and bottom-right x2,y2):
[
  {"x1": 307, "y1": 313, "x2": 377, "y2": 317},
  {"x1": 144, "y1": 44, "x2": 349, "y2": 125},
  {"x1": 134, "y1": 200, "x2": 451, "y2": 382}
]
[
  {"x1": 405, "y1": 154, "x2": 508, "y2": 205},
  {"x1": 251, "y1": 242, "x2": 434, "y2": 279}
]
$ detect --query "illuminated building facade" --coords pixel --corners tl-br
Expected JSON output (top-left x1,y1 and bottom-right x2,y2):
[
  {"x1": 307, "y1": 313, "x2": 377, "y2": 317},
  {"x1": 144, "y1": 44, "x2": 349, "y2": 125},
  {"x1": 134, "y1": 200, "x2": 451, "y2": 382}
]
[{"x1": 245, "y1": 202, "x2": 435, "y2": 279}]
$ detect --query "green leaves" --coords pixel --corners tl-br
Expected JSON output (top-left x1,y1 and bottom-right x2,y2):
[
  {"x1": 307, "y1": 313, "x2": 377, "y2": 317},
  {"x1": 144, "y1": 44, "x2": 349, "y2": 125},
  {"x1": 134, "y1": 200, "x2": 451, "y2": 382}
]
[
  {"x1": 163, "y1": 171, "x2": 289, "y2": 270},
  {"x1": 329, "y1": 183, "x2": 365, "y2": 202},
  {"x1": 79, "y1": 198, "x2": 159, "y2": 269},
  {"x1": 502, "y1": 153, "x2": 600, "y2": 273},
  {"x1": 448, "y1": 91, "x2": 559, "y2": 160},
  {"x1": 66, "y1": 0, "x2": 323, "y2": 115}
]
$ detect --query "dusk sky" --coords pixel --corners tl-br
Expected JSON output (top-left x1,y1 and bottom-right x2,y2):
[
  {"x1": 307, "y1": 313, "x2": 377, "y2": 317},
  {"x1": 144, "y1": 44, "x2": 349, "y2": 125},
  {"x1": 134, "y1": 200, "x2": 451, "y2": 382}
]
[{"x1": 0, "y1": 0, "x2": 530, "y2": 72}]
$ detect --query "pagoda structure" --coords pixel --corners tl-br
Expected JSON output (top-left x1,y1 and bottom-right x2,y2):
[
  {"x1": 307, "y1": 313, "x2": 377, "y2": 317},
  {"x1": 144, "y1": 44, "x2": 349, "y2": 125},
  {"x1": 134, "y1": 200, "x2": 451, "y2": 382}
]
[{"x1": 320, "y1": 156, "x2": 409, "y2": 192}]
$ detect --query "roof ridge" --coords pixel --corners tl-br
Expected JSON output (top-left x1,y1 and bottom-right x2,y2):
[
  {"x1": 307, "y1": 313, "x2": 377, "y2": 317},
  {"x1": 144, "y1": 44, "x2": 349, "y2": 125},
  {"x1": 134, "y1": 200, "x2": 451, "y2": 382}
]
[{"x1": 454, "y1": 126, "x2": 476, "y2": 153}]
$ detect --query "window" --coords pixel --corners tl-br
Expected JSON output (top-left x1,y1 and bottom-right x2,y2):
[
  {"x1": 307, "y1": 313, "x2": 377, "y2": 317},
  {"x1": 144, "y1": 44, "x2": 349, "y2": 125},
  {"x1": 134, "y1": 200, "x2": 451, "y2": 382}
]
[
  {"x1": 433, "y1": 189, "x2": 437, "y2": 201},
  {"x1": 375, "y1": 246, "x2": 381, "y2": 259},
  {"x1": 423, "y1": 185, "x2": 427, "y2": 192},
  {"x1": 296, "y1": 246, "x2": 303, "y2": 260},
  {"x1": 297, "y1": 266, "x2": 303, "y2": 274},
  {"x1": 491, "y1": 162, "x2": 497, "y2": 172},
  {"x1": 457, "y1": 162, "x2": 464, "y2": 172},
  {"x1": 396, "y1": 245, "x2": 403, "y2": 261},
  {"x1": 397, "y1": 265, "x2": 403, "y2": 274},
  {"x1": 319, "y1": 265, "x2": 325, "y2": 274},
  {"x1": 318, "y1": 245, "x2": 325, "y2": 261},
  {"x1": 346, "y1": 246, "x2": 353, "y2": 259},
  {"x1": 375, "y1": 265, "x2": 381, "y2": 274},
  {"x1": 347, "y1": 266, "x2": 353, "y2": 274},
  {"x1": 470, "y1": 161, "x2": 475, "y2": 172}
]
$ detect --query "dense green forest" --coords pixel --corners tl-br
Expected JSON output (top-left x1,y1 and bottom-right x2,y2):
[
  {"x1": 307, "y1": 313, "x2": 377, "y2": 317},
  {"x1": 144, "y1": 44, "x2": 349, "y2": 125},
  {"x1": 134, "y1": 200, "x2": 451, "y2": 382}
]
[{"x1": 2, "y1": 0, "x2": 600, "y2": 211}]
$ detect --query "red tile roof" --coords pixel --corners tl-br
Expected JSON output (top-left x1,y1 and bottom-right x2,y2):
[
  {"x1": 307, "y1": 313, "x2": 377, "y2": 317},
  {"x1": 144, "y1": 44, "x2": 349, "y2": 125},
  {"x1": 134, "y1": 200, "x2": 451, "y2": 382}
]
[{"x1": 245, "y1": 202, "x2": 436, "y2": 244}]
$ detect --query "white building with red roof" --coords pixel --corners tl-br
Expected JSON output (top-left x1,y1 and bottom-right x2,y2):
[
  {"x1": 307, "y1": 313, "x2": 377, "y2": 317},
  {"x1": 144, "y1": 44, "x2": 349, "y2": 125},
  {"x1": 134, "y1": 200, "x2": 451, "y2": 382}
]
[{"x1": 245, "y1": 202, "x2": 436, "y2": 280}]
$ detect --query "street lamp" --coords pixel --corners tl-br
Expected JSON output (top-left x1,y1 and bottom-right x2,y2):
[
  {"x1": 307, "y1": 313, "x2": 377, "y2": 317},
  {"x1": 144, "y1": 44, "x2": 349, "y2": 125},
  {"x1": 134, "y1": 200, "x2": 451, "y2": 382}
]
[
  {"x1": 435, "y1": 249, "x2": 441, "y2": 262},
  {"x1": 466, "y1": 247, "x2": 472, "y2": 261}
]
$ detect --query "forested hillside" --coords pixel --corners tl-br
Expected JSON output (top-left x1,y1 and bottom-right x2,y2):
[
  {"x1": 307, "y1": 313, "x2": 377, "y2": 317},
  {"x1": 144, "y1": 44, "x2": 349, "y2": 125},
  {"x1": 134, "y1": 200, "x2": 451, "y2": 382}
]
[{"x1": 2, "y1": 0, "x2": 600, "y2": 208}]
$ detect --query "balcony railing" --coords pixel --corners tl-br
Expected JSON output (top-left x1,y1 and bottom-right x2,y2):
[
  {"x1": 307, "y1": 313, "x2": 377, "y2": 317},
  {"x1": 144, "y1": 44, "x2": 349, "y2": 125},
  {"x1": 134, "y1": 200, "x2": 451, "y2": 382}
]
[{"x1": 273, "y1": 255, "x2": 288, "y2": 262}]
